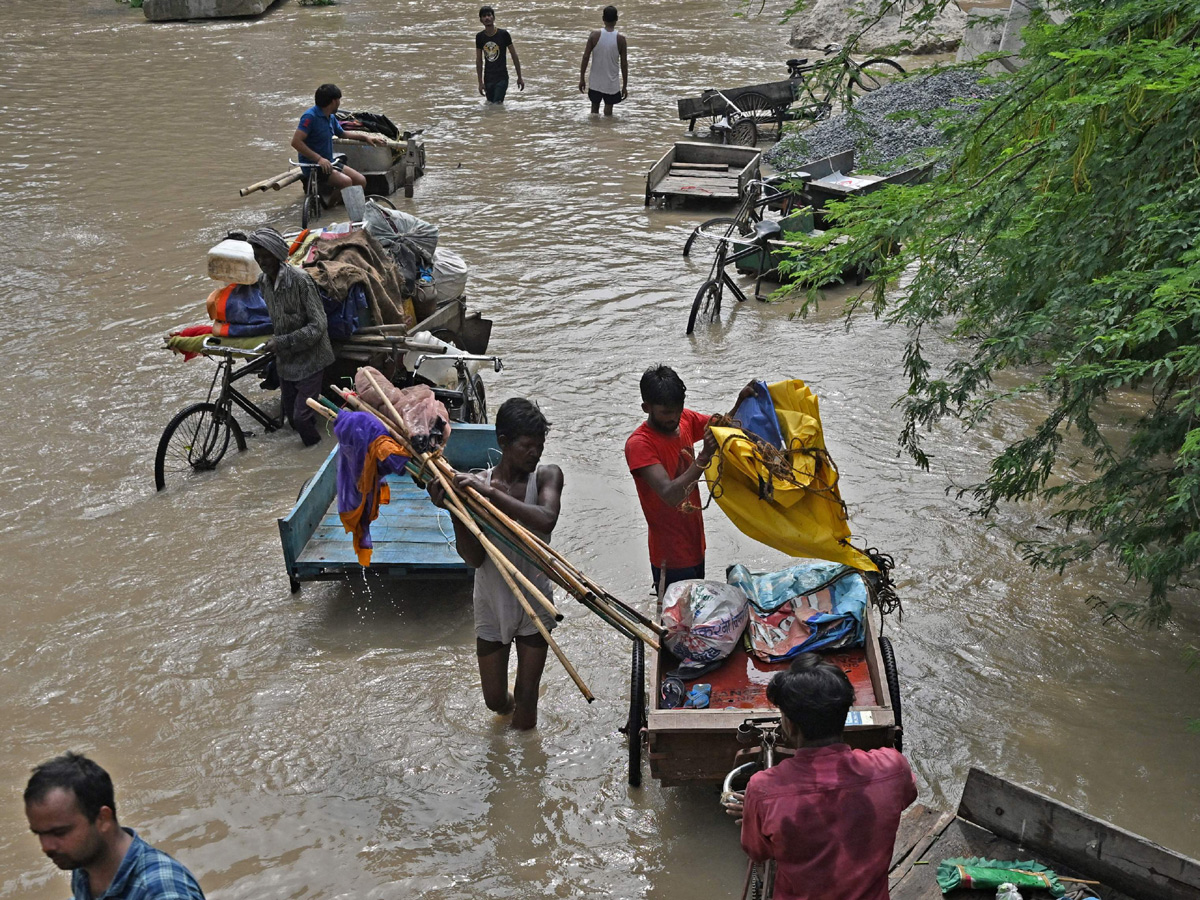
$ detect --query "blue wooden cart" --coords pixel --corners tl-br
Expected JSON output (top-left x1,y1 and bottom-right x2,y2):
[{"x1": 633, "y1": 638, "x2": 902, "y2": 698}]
[{"x1": 278, "y1": 423, "x2": 499, "y2": 591}]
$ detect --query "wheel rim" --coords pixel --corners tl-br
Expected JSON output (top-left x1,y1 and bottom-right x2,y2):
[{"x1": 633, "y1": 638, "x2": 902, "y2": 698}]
[
  {"x1": 736, "y1": 91, "x2": 780, "y2": 141},
  {"x1": 155, "y1": 403, "x2": 231, "y2": 491},
  {"x1": 728, "y1": 116, "x2": 758, "y2": 147}
]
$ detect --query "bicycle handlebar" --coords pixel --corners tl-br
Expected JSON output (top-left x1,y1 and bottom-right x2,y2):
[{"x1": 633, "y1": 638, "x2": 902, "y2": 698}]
[
  {"x1": 199, "y1": 337, "x2": 269, "y2": 357},
  {"x1": 290, "y1": 152, "x2": 348, "y2": 172},
  {"x1": 412, "y1": 353, "x2": 504, "y2": 374}
]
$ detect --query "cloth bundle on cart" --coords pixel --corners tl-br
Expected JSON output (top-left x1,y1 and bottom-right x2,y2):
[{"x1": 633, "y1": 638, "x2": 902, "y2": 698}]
[
  {"x1": 727, "y1": 560, "x2": 868, "y2": 662},
  {"x1": 705, "y1": 378, "x2": 876, "y2": 573}
]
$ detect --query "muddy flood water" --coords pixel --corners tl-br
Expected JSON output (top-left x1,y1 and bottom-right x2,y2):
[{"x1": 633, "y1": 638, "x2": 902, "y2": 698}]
[{"x1": 1, "y1": 1, "x2": 1198, "y2": 897}]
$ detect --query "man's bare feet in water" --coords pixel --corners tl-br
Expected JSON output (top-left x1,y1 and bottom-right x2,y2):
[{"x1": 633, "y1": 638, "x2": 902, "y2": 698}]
[{"x1": 497, "y1": 691, "x2": 515, "y2": 716}]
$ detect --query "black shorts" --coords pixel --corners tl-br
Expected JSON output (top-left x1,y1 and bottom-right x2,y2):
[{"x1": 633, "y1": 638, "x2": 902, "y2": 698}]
[{"x1": 588, "y1": 87, "x2": 623, "y2": 106}]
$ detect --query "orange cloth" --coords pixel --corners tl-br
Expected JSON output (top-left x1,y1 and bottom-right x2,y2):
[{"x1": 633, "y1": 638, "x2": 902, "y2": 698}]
[{"x1": 338, "y1": 434, "x2": 406, "y2": 566}]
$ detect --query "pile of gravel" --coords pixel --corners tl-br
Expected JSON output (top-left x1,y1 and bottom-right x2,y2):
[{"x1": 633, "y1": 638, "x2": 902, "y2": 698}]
[{"x1": 765, "y1": 68, "x2": 1006, "y2": 175}]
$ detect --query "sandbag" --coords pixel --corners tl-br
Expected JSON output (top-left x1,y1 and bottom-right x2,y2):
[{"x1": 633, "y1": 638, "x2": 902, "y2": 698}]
[
  {"x1": 429, "y1": 247, "x2": 469, "y2": 302},
  {"x1": 662, "y1": 580, "x2": 749, "y2": 666}
]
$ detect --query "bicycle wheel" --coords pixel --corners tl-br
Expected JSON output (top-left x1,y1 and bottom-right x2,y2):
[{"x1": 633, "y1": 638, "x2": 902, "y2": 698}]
[
  {"x1": 736, "y1": 91, "x2": 782, "y2": 141},
  {"x1": 850, "y1": 57, "x2": 905, "y2": 94},
  {"x1": 154, "y1": 402, "x2": 233, "y2": 491},
  {"x1": 683, "y1": 216, "x2": 742, "y2": 257},
  {"x1": 727, "y1": 114, "x2": 758, "y2": 148},
  {"x1": 687, "y1": 279, "x2": 722, "y2": 335},
  {"x1": 465, "y1": 374, "x2": 487, "y2": 424},
  {"x1": 625, "y1": 639, "x2": 645, "y2": 787},
  {"x1": 879, "y1": 634, "x2": 904, "y2": 752},
  {"x1": 301, "y1": 173, "x2": 321, "y2": 229}
]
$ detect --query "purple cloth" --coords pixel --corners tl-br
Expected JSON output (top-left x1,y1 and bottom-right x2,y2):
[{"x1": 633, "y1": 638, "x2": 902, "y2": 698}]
[{"x1": 333, "y1": 411, "x2": 409, "y2": 553}]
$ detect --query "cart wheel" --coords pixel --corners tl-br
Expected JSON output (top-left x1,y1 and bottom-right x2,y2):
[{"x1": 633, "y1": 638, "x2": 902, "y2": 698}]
[
  {"x1": 687, "y1": 279, "x2": 722, "y2": 335},
  {"x1": 154, "y1": 402, "x2": 242, "y2": 491},
  {"x1": 879, "y1": 635, "x2": 903, "y2": 752},
  {"x1": 735, "y1": 91, "x2": 781, "y2": 141},
  {"x1": 683, "y1": 216, "x2": 740, "y2": 257},
  {"x1": 367, "y1": 194, "x2": 396, "y2": 210},
  {"x1": 727, "y1": 114, "x2": 758, "y2": 148},
  {"x1": 625, "y1": 638, "x2": 645, "y2": 787}
]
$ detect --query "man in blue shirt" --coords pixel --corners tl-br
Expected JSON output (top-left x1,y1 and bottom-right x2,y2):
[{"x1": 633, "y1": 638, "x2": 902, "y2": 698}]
[
  {"x1": 291, "y1": 83, "x2": 387, "y2": 195},
  {"x1": 24, "y1": 752, "x2": 205, "y2": 900}
]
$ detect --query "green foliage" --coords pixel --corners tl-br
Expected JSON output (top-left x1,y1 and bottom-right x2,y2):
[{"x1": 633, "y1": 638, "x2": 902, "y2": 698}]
[{"x1": 779, "y1": 0, "x2": 1200, "y2": 626}]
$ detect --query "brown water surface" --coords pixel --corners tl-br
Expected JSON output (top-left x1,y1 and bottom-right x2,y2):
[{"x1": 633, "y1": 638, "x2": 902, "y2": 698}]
[{"x1": 0, "y1": 1, "x2": 1197, "y2": 897}]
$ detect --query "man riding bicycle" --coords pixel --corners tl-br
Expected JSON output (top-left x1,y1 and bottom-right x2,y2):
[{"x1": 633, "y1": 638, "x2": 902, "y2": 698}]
[{"x1": 291, "y1": 83, "x2": 387, "y2": 193}]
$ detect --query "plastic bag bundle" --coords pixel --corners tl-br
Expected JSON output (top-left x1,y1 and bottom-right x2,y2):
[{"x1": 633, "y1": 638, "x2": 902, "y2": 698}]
[
  {"x1": 362, "y1": 202, "x2": 439, "y2": 261},
  {"x1": 662, "y1": 580, "x2": 749, "y2": 667},
  {"x1": 728, "y1": 560, "x2": 868, "y2": 662},
  {"x1": 935, "y1": 858, "x2": 1064, "y2": 897},
  {"x1": 354, "y1": 366, "x2": 450, "y2": 454}
]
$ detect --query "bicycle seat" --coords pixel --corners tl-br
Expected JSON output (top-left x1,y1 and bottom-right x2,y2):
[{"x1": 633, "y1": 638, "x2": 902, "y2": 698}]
[
  {"x1": 753, "y1": 219, "x2": 783, "y2": 242},
  {"x1": 786, "y1": 58, "x2": 807, "y2": 68}
]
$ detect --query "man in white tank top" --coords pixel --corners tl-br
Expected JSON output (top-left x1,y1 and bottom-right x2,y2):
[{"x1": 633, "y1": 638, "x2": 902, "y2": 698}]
[
  {"x1": 579, "y1": 5, "x2": 628, "y2": 115},
  {"x1": 429, "y1": 398, "x2": 565, "y2": 730}
]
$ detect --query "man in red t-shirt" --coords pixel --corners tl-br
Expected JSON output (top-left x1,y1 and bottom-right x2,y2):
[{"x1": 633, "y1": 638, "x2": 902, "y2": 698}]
[
  {"x1": 624, "y1": 365, "x2": 754, "y2": 591},
  {"x1": 725, "y1": 654, "x2": 917, "y2": 900}
]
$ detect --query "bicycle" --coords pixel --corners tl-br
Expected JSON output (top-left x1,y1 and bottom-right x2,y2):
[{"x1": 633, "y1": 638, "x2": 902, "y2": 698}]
[
  {"x1": 409, "y1": 352, "x2": 503, "y2": 425},
  {"x1": 292, "y1": 152, "x2": 347, "y2": 229},
  {"x1": 696, "y1": 46, "x2": 904, "y2": 143},
  {"x1": 784, "y1": 44, "x2": 904, "y2": 124},
  {"x1": 682, "y1": 173, "x2": 810, "y2": 257},
  {"x1": 154, "y1": 339, "x2": 282, "y2": 491},
  {"x1": 686, "y1": 215, "x2": 784, "y2": 334},
  {"x1": 722, "y1": 716, "x2": 786, "y2": 900}
]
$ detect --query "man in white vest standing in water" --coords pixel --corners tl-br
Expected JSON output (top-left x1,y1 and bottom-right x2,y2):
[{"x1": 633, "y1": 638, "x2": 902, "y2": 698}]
[{"x1": 579, "y1": 6, "x2": 628, "y2": 115}]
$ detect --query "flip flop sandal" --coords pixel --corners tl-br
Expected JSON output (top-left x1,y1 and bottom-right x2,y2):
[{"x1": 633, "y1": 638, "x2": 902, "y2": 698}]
[
  {"x1": 683, "y1": 683, "x2": 712, "y2": 709},
  {"x1": 661, "y1": 676, "x2": 686, "y2": 709}
]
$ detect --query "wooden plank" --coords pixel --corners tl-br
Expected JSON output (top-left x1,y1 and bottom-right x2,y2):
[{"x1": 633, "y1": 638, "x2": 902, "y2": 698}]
[
  {"x1": 672, "y1": 142, "x2": 760, "y2": 167},
  {"x1": 958, "y1": 768, "x2": 1200, "y2": 900},
  {"x1": 890, "y1": 806, "x2": 954, "y2": 870},
  {"x1": 645, "y1": 145, "x2": 677, "y2": 204},
  {"x1": 669, "y1": 162, "x2": 730, "y2": 171},
  {"x1": 277, "y1": 446, "x2": 339, "y2": 585},
  {"x1": 411, "y1": 297, "x2": 462, "y2": 336},
  {"x1": 889, "y1": 818, "x2": 1021, "y2": 900}
]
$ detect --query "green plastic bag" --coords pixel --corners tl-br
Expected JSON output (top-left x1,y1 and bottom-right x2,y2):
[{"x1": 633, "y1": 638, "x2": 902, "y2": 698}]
[{"x1": 936, "y1": 857, "x2": 1065, "y2": 897}]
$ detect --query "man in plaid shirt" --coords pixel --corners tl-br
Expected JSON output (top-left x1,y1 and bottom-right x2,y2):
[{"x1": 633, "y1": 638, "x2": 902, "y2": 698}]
[{"x1": 24, "y1": 753, "x2": 204, "y2": 899}]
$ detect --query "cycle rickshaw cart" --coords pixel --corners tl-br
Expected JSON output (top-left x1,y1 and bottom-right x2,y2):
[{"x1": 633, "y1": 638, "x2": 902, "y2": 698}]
[
  {"x1": 156, "y1": 225, "x2": 494, "y2": 492},
  {"x1": 676, "y1": 47, "x2": 905, "y2": 145}
]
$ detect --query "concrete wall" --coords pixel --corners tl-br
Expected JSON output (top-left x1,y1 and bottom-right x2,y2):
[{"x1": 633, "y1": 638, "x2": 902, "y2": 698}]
[{"x1": 143, "y1": 0, "x2": 280, "y2": 22}]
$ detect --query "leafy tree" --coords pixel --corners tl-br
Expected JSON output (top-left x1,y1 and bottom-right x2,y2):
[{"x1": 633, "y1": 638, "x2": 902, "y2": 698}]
[{"x1": 779, "y1": 0, "x2": 1200, "y2": 626}]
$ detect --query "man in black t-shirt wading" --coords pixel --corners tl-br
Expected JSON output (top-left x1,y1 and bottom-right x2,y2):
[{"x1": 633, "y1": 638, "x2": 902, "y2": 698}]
[{"x1": 475, "y1": 5, "x2": 524, "y2": 103}]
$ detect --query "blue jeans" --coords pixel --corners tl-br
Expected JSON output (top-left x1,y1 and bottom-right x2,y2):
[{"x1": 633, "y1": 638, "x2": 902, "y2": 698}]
[{"x1": 484, "y1": 77, "x2": 509, "y2": 103}]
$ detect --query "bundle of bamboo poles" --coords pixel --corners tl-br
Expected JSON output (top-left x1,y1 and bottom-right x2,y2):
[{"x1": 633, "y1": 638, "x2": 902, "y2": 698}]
[
  {"x1": 239, "y1": 169, "x2": 303, "y2": 197},
  {"x1": 305, "y1": 369, "x2": 665, "y2": 703}
]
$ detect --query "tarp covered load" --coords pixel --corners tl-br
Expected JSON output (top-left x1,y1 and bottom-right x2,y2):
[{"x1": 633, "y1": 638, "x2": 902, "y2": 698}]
[
  {"x1": 728, "y1": 560, "x2": 868, "y2": 661},
  {"x1": 705, "y1": 379, "x2": 876, "y2": 572},
  {"x1": 302, "y1": 229, "x2": 415, "y2": 330}
]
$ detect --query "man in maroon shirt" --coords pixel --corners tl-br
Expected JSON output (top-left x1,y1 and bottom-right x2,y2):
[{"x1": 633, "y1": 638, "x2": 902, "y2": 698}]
[
  {"x1": 726, "y1": 653, "x2": 917, "y2": 900},
  {"x1": 624, "y1": 365, "x2": 754, "y2": 592}
]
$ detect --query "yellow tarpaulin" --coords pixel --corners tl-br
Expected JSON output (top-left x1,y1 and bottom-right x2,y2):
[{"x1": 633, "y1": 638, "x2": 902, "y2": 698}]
[{"x1": 704, "y1": 379, "x2": 877, "y2": 572}]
